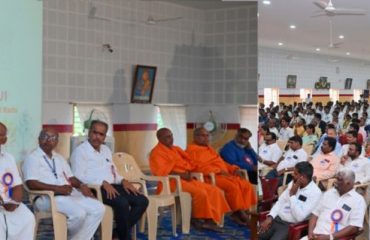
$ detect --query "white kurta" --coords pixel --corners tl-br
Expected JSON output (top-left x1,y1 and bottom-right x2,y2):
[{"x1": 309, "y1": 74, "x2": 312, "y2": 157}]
[
  {"x1": 22, "y1": 147, "x2": 105, "y2": 240},
  {"x1": 0, "y1": 149, "x2": 35, "y2": 240}
]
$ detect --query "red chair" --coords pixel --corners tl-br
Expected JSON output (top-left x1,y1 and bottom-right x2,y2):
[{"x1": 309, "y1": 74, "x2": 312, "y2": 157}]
[{"x1": 259, "y1": 177, "x2": 279, "y2": 212}]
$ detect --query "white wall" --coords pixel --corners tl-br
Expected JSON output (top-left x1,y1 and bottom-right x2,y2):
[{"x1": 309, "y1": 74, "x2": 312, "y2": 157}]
[
  {"x1": 43, "y1": 0, "x2": 257, "y2": 110},
  {"x1": 258, "y1": 47, "x2": 370, "y2": 91}
]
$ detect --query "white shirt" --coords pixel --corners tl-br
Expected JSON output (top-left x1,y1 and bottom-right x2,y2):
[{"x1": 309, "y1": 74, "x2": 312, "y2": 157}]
[
  {"x1": 258, "y1": 142, "x2": 282, "y2": 169},
  {"x1": 269, "y1": 181, "x2": 322, "y2": 223},
  {"x1": 322, "y1": 113, "x2": 332, "y2": 123},
  {"x1": 269, "y1": 127, "x2": 279, "y2": 137},
  {"x1": 277, "y1": 148, "x2": 308, "y2": 171},
  {"x1": 70, "y1": 141, "x2": 123, "y2": 185},
  {"x1": 23, "y1": 147, "x2": 73, "y2": 186},
  {"x1": 0, "y1": 149, "x2": 22, "y2": 203},
  {"x1": 305, "y1": 115, "x2": 314, "y2": 125},
  {"x1": 339, "y1": 144, "x2": 365, "y2": 158},
  {"x1": 312, "y1": 188, "x2": 366, "y2": 235},
  {"x1": 279, "y1": 127, "x2": 294, "y2": 141},
  {"x1": 341, "y1": 156, "x2": 370, "y2": 184}
]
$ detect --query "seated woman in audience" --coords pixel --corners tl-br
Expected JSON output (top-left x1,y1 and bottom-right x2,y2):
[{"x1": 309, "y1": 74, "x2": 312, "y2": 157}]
[{"x1": 302, "y1": 124, "x2": 318, "y2": 146}]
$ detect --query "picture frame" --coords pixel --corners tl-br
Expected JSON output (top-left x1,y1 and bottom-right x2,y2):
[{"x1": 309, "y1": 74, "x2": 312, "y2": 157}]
[
  {"x1": 344, "y1": 78, "x2": 352, "y2": 89},
  {"x1": 286, "y1": 75, "x2": 297, "y2": 88},
  {"x1": 367, "y1": 79, "x2": 370, "y2": 90},
  {"x1": 131, "y1": 65, "x2": 157, "y2": 103}
]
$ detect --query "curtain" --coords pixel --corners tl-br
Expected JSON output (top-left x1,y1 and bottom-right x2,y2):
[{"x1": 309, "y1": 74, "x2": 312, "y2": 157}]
[
  {"x1": 158, "y1": 106, "x2": 187, "y2": 149},
  {"x1": 239, "y1": 106, "x2": 258, "y2": 150}
]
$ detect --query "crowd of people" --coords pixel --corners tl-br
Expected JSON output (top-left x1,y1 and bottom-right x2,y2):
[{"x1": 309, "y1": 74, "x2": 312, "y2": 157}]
[
  {"x1": 258, "y1": 100, "x2": 370, "y2": 239},
  {"x1": 0, "y1": 120, "x2": 258, "y2": 240}
]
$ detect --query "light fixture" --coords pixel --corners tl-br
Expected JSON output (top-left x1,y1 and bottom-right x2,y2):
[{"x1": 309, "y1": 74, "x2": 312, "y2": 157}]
[
  {"x1": 339, "y1": 35, "x2": 344, "y2": 39},
  {"x1": 290, "y1": 25, "x2": 296, "y2": 29},
  {"x1": 346, "y1": 52, "x2": 350, "y2": 55},
  {"x1": 315, "y1": 48, "x2": 320, "y2": 52},
  {"x1": 263, "y1": 0, "x2": 271, "y2": 5},
  {"x1": 278, "y1": 42, "x2": 283, "y2": 46}
]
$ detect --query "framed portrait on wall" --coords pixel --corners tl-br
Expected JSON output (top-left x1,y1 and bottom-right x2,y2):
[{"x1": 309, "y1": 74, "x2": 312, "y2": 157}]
[
  {"x1": 131, "y1": 65, "x2": 157, "y2": 103},
  {"x1": 286, "y1": 75, "x2": 297, "y2": 88},
  {"x1": 367, "y1": 79, "x2": 370, "y2": 90},
  {"x1": 344, "y1": 78, "x2": 352, "y2": 89}
]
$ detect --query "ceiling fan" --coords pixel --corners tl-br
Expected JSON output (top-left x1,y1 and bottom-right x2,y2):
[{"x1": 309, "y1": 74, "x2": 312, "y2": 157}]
[
  {"x1": 145, "y1": 15, "x2": 183, "y2": 25},
  {"x1": 312, "y1": 0, "x2": 367, "y2": 17}
]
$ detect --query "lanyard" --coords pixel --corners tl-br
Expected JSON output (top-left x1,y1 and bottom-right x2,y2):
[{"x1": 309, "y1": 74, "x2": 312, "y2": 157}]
[
  {"x1": 2, "y1": 213, "x2": 8, "y2": 240},
  {"x1": 43, "y1": 156, "x2": 58, "y2": 179}
]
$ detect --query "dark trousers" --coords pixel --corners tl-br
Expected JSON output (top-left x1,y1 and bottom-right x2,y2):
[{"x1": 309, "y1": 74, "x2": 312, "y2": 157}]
[
  {"x1": 101, "y1": 184, "x2": 149, "y2": 240},
  {"x1": 265, "y1": 169, "x2": 292, "y2": 186},
  {"x1": 259, "y1": 216, "x2": 291, "y2": 240}
]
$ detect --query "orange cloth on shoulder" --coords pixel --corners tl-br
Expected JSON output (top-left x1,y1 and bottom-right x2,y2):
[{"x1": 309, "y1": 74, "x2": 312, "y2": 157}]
[
  {"x1": 149, "y1": 143, "x2": 230, "y2": 223},
  {"x1": 186, "y1": 144, "x2": 257, "y2": 211}
]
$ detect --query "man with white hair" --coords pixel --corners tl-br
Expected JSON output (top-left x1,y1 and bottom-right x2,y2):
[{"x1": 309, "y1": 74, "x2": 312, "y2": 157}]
[{"x1": 301, "y1": 169, "x2": 366, "y2": 240}]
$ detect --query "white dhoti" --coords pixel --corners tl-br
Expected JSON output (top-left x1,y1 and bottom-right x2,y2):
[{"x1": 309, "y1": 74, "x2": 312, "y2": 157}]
[
  {"x1": 0, "y1": 203, "x2": 35, "y2": 240},
  {"x1": 35, "y1": 189, "x2": 105, "y2": 240}
]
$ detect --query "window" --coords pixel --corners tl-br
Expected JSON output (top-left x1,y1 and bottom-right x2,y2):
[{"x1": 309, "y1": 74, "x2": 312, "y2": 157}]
[
  {"x1": 72, "y1": 104, "x2": 113, "y2": 136},
  {"x1": 353, "y1": 89, "x2": 361, "y2": 102},
  {"x1": 239, "y1": 105, "x2": 258, "y2": 150},
  {"x1": 264, "y1": 88, "x2": 279, "y2": 106},
  {"x1": 300, "y1": 88, "x2": 312, "y2": 101},
  {"x1": 156, "y1": 105, "x2": 186, "y2": 149},
  {"x1": 329, "y1": 89, "x2": 339, "y2": 102}
]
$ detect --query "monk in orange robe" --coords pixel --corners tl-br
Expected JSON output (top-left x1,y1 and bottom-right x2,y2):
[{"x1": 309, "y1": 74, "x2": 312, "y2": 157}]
[
  {"x1": 150, "y1": 128, "x2": 230, "y2": 232},
  {"x1": 186, "y1": 127, "x2": 257, "y2": 225}
]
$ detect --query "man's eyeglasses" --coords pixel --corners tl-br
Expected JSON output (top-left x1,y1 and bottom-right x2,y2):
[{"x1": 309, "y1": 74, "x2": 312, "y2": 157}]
[{"x1": 41, "y1": 134, "x2": 58, "y2": 142}]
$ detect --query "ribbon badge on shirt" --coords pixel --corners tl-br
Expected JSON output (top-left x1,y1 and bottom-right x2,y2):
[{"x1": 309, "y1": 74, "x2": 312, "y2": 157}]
[
  {"x1": 244, "y1": 156, "x2": 253, "y2": 165},
  {"x1": 2, "y1": 172, "x2": 13, "y2": 198},
  {"x1": 330, "y1": 209, "x2": 343, "y2": 233}
]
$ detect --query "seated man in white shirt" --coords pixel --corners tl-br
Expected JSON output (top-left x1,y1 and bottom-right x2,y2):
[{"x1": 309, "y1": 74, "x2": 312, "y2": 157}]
[
  {"x1": 340, "y1": 142, "x2": 370, "y2": 185},
  {"x1": 23, "y1": 128, "x2": 105, "y2": 240},
  {"x1": 259, "y1": 162, "x2": 322, "y2": 240},
  {"x1": 0, "y1": 122, "x2": 35, "y2": 240},
  {"x1": 279, "y1": 117, "x2": 294, "y2": 141},
  {"x1": 258, "y1": 132, "x2": 283, "y2": 176},
  {"x1": 70, "y1": 120, "x2": 149, "y2": 240},
  {"x1": 302, "y1": 169, "x2": 366, "y2": 240},
  {"x1": 265, "y1": 136, "x2": 308, "y2": 184},
  {"x1": 339, "y1": 131, "x2": 364, "y2": 158}
]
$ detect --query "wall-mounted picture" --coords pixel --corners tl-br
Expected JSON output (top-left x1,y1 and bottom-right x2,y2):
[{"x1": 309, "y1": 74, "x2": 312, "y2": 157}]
[
  {"x1": 286, "y1": 75, "x2": 297, "y2": 88},
  {"x1": 367, "y1": 80, "x2": 370, "y2": 90},
  {"x1": 131, "y1": 65, "x2": 157, "y2": 103},
  {"x1": 344, "y1": 78, "x2": 352, "y2": 89},
  {"x1": 314, "y1": 76, "x2": 330, "y2": 89}
]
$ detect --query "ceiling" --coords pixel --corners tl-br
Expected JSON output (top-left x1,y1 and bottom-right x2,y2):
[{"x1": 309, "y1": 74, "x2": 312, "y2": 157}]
[{"x1": 258, "y1": 0, "x2": 370, "y2": 61}]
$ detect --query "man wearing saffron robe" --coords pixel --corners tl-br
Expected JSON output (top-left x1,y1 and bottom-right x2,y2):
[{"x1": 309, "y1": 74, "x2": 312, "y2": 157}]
[
  {"x1": 186, "y1": 127, "x2": 257, "y2": 226},
  {"x1": 150, "y1": 128, "x2": 230, "y2": 231}
]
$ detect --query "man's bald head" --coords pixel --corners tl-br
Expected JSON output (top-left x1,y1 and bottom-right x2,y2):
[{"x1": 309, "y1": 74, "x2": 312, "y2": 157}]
[
  {"x1": 156, "y1": 128, "x2": 173, "y2": 148},
  {"x1": 0, "y1": 122, "x2": 8, "y2": 146},
  {"x1": 193, "y1": 127, "x2": 209, "y2": 146}
]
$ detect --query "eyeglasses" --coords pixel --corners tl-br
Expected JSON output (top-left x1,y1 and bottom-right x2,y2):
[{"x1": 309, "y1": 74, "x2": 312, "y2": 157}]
[{"x1": 41, "y1": 134, "x2": 58, "y2": 142}]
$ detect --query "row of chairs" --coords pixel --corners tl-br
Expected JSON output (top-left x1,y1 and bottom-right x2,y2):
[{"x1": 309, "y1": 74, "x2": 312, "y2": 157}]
[{"x1": 20, "y1": 152, "x2": 251, "y2": 240}]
